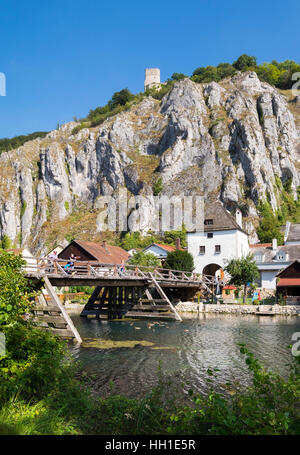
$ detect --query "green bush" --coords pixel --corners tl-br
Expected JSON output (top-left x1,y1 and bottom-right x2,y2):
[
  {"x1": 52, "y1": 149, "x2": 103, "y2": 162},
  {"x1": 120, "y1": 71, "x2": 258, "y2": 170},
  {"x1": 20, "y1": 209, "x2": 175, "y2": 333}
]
[
  {"x1": 164, "y1": 225, "x2": 187, "y2": 248},
  {"x1": 72, "y1": 88, "x2": 140, "y2": 134},
  {"x1": 191, "y1": 55, "x2": 300, "y2": 90},
  {"x1": 164, "y1": 250, "x2": 194, "y2": 272},
  {"x1": 0, "y1": 251, "x2": 37, "y2": 325},
  {"x1": 152, "y1": 176, "x2": 163, "y2": 196},
  {"x1": 0, "y1": 235, "x2": 12, "y2": 250},
  {"x1": 0, "y1": 323, "x2": 69, "y2": 402},
  {"x1": 128, "y1": 252, "x2": 160, "y2": 268},
  {"x1": 120, "y1": 231, "x2": 160, "y2": 250},
  {"x1": 256, "y1": 200, "x2": 284, "y2": 244}
]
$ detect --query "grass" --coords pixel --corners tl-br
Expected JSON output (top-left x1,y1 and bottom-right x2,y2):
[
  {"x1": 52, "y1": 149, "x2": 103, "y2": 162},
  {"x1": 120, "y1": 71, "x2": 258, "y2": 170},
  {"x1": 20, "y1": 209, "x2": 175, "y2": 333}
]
[{"x1": 0, "y1": 398, "x2": 80, "y2": 435}]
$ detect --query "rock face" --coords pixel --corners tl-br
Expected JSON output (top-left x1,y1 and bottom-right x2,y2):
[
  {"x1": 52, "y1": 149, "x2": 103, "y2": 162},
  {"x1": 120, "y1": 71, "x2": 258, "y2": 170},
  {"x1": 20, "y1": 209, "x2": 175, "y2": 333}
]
[{"x1": 0, "y1": 72, "x2": 300, "y2": 253}]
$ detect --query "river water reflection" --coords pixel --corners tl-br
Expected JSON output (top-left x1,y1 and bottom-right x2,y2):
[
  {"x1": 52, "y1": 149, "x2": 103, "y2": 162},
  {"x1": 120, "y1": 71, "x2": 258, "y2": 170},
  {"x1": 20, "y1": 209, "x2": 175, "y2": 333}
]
[{"x1": 69, "y1": 312, "x2": 300, "y2": 398}]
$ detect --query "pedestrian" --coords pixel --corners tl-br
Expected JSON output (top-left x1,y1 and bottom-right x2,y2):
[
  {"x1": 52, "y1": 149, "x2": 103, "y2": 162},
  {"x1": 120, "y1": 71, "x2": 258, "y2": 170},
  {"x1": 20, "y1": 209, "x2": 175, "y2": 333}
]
[
  {"x1": 67, "y1": 253, "x2": 79, "y2": 275},
  {"x1": 47, "y1": 250, "x2": 58, "y2": 273},
  {"x1": 118, "y1": 260, "x2": 125, "y2": 276}
]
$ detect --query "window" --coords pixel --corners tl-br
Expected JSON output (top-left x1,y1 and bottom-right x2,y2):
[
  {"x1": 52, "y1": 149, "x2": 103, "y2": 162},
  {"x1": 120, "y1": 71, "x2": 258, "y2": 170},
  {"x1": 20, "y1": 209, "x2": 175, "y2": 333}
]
[
  {"x1": 215, "y1": 245, "x2": 221, "y2": 253},
  {"x1": 204, "y1": 219, "x2": 213, "y2": 225},
  {"x1": 207, "y1": 233, "x2": 213, "y2": 238},
  {"x1": 199, "y1": 245, "x2": 205, "y2": 254}
]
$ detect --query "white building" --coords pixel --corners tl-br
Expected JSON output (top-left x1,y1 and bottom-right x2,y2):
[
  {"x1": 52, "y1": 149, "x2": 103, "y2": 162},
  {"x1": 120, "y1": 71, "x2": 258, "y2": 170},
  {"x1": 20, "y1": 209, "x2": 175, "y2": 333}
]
[
  {"x1": 250, "y1": 223, "x2": 300, "y2": 290},
  {"x1": 187, "y1": 202, "x2": 249, "y2": 276}
]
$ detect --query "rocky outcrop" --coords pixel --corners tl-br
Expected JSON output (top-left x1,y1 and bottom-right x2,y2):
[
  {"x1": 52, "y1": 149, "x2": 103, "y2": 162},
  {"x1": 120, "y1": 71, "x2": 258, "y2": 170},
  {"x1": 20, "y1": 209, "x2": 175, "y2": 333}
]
[{"x1": 0, "y1": 72, "x2": 299, "y2": 253}]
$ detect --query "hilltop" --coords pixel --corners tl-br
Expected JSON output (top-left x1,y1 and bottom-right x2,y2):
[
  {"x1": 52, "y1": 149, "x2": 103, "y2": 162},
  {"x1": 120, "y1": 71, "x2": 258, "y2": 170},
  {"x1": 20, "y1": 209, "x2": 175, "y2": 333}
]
[{"x1": 0, "y1": 69, "x2": 300, "y2": 254}]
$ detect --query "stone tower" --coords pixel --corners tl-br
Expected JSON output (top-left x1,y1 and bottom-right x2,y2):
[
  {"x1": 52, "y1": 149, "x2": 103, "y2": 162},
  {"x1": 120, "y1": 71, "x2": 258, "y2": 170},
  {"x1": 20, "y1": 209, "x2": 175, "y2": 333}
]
[{"x1": 144, "y1": 68, "x2": 161, "y2": 92}]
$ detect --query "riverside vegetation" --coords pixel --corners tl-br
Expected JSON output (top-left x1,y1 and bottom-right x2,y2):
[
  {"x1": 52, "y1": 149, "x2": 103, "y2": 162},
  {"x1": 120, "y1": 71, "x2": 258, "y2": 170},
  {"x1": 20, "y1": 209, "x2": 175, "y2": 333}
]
[{"x1": 1, "y1": 251, "x2": 300, "y2": 435}]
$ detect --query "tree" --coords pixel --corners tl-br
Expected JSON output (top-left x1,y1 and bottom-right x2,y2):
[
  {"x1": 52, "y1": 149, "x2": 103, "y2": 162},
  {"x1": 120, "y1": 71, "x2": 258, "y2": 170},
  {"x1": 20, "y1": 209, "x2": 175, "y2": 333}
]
[
  {"x1": 120, "y1": 232, "x2": 160, "y2": 250},
  {"x1": 170, "y1": 73, "x2": 186, "y2": 81},
  {"x1": 0, "y1": 235, "x2": 12, "y2": 250},
  {"x1": 255, "y1": 63, "x2": 281, "y2": 86},
  {"x1": 192, "y1": 66, "x2": 219, "y2": 83},
  {"x1": 164, "y1": 250, "x2": 194, "y2": 273},
  {"x1": 108, "y1": 88, "x2": 134, "y2": 110},
  {"x1": 224, "y1": 254, "x2": 259, "y2": 303},
  {"x1": 128, "y1": 251, "x2": 160, "y2": 268},
  {"x1": 164, "y1": 225, "x2": 187, "y2": 248},
  {"x1": 0, "y1": 251, "x2": 36, "y2": 326},
  {"x1": 217, "y1": 63, "x2": 236, "y2": 79},
  {"x1": 257, "y1": 218, "x2": 284, "y2": 244},
  {"x1": 233, "y1": 54, "x2": 257, "y2": 71},
  {"x1": 256, "y1": 200, "x2": 284, "y2": 244}
]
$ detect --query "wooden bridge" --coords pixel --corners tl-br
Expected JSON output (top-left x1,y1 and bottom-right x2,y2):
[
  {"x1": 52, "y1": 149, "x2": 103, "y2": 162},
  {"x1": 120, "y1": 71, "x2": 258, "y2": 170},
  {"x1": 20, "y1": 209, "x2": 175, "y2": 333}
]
[{"x1": 24, "y1": 258, "x2": 225, "y2": 343}]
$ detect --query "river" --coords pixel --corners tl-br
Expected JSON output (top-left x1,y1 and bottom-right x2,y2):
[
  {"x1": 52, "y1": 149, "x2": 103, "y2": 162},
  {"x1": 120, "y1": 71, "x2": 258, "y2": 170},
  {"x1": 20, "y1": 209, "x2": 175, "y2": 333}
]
[{"x1": 68, "y1": 312, "x2": 300, "y2": 398}]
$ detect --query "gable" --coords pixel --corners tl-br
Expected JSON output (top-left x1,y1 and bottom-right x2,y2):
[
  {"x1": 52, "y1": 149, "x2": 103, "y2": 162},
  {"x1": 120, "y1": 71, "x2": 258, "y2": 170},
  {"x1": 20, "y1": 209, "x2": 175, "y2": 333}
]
[
  {"x1": 58, "y1": 241, "x2": 97, "y2": 261},
  {"x1": 277, "y1": 260, "x2": 300, "y2": 278},
  {"x1": 187, "y1": 201, "x2": 247, "y2": 234}
]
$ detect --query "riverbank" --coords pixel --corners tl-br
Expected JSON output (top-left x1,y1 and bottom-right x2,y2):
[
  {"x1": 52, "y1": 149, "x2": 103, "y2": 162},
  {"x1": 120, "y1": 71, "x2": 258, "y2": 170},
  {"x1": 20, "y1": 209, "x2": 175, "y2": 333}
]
[
  {"x1": 65, "y1": 302, "x2": 300, "y2": 316},
  {"x1": 176, "y1": 302, "x2": 300, "y2": 315}
]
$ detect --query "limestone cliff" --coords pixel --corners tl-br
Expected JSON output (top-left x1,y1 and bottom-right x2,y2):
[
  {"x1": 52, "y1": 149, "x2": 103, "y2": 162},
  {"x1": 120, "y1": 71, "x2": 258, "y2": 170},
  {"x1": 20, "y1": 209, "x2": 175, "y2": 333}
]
[{"x1": 1, "y1": 71, "x2": 300, "y2": 253}]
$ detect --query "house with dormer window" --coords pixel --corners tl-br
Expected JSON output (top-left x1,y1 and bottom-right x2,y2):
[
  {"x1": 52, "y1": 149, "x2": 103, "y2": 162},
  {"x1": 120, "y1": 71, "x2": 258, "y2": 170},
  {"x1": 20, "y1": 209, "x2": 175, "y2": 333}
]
[
  {"x1": 250, "y1": 224, "x2": 300, "y2": 290},
  {"x1": 187, "y1": 202, "x2": 249, "y2": 277}
]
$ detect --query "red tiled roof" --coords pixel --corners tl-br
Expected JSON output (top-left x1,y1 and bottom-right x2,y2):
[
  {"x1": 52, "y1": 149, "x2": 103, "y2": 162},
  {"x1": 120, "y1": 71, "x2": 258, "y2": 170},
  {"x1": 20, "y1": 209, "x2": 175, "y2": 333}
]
[
  {"x1": 71, "y1": 240, "x2": 130, "y2": 264},
  {"x1": 223, "y1": 285, "x2": 236, "y2": 290},
  {"x1": 249, "y1": 243, "x2": 272, "y2": 248},
  {"x1": 277, "y1": 278, "x2": 300, "y2": 287},
  {"x1": 154, "y1": 243, "x2": 177, "y2": 252}
]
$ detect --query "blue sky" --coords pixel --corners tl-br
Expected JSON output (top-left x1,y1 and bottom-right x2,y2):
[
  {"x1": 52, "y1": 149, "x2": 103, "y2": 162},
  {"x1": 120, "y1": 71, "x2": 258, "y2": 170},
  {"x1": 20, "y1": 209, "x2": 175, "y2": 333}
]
[{"x1": 0, "y1": 0, "x2": 299, "y2": 138}]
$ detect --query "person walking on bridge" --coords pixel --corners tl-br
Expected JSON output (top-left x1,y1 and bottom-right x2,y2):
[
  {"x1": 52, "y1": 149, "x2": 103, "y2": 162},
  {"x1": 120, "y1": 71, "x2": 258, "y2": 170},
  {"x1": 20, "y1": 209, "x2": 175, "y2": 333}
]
[{"x1": 47, "y1": 250, "x2": 58, "y2": 273}]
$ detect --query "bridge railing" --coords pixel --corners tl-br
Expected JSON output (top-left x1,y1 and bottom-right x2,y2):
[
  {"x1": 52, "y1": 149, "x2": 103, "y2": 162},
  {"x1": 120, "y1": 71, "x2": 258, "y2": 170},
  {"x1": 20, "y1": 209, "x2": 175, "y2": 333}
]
[{"x1": 22, "y1": 256, "x2": 226, "y2": 286}]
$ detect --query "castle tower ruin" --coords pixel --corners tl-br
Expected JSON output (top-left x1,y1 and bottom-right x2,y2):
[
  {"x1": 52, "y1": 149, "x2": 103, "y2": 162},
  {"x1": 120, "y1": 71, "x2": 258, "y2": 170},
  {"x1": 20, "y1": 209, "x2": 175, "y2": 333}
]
[{"x1": 144, "y1": 68, "x2": 161, "y2": 92}]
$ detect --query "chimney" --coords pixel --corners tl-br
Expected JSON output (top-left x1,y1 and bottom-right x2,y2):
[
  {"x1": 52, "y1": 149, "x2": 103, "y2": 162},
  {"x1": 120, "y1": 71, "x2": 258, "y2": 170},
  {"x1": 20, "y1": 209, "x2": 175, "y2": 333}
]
[
  {"x1": 102, "y1": 240, "x2": 107, "y2": 250},
  {"x1": 272, "y1": 238, "x2": 278, "y2": 251},
  {"x1": 235, "y1": 209, "x2": 242, "y2": 228},
  {"x1": 176, "y1": 238, "x2": 181, "y2": 250}
]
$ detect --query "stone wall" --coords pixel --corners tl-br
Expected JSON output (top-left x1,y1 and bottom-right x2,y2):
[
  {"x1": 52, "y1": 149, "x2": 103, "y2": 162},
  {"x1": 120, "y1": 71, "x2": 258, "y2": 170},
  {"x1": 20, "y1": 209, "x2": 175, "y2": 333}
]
[{"x1": 176, "y1": 301, "x2": 300, "y2": 315}]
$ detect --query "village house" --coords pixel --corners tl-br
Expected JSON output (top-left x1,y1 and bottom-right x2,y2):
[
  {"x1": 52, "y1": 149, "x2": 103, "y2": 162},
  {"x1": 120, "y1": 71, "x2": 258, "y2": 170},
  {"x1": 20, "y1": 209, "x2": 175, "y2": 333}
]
[
  {"x1": 250, "y1": 222, "x2": 300, "y2": 291},
  {"x1": 276, "y1": 259, "x2": 300, "y2": 304},
  {"x1": 58, "y1": 239, "x2": 130, "y2": 264},
  {"x1": 142, "y1": 239, "x2": 182, "y2": 265},
  {"x1": 187, "y1": 202, "x2": 249, "y2": 277}
]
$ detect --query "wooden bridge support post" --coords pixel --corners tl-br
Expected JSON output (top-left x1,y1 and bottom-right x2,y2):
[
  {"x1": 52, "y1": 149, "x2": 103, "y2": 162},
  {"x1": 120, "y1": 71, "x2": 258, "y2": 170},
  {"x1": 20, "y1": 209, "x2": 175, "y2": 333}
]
[
  {"x1": 149, "y1": 274, "x2": 182, "y2": 322},
  {"x1": 43, "y1": 277, "x2": 82, "y2": 343}
]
